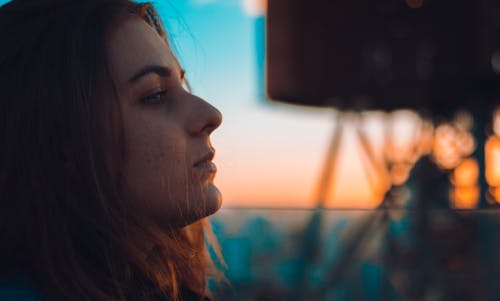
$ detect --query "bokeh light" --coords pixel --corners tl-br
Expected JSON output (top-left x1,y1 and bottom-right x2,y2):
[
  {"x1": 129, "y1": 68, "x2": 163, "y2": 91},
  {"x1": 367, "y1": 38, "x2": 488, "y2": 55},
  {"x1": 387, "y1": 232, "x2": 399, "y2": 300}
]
[
  {"x1": 451, "y1": 157, "x2": 479, "y2": 187},
  {"x1": 432, "y1": 121, "x2": 475, "y2": 171},
  {"x1": 485, "y1": 135, "x2": 500, "y2": 187},
  {"x1": 450, "y1": 186, "x2": 480, "y2": 209},
  {"x1": 432, "y1": 124, "x2": 462, "y2": 170}
]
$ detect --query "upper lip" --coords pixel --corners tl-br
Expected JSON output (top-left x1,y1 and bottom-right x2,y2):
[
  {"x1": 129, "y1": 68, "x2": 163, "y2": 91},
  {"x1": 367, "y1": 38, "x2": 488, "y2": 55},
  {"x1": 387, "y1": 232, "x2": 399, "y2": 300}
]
[{"x1": 194, "y1": 150, "x2": 215, "y2": 166}]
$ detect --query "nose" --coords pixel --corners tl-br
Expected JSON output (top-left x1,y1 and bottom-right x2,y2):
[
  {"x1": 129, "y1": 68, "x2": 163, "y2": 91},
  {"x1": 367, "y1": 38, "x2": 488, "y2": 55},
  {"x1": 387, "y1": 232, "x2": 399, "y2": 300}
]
[{"x1": 187, "y1": 95, "x2": 223, "y2": 136}]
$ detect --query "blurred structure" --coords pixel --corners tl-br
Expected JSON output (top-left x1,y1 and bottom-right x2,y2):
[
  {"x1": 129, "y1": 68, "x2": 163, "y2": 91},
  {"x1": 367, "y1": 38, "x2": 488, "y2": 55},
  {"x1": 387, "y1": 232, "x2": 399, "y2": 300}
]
[
  {"x1": 219, "y1": 0, "x2": 500, "y2": 300},
  {"x1": 267, "y1": 0, "x2": 500, "y2": 115}
]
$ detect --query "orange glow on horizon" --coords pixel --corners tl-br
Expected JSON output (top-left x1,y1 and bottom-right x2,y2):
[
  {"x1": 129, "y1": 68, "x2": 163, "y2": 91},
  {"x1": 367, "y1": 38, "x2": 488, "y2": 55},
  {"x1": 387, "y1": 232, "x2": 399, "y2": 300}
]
[
  {"x1": 215, "y1": 138, "x2": 383, "y2": 208},
  {"x1": 214, "y1": 113, "x2": 384, "y2": 209}
]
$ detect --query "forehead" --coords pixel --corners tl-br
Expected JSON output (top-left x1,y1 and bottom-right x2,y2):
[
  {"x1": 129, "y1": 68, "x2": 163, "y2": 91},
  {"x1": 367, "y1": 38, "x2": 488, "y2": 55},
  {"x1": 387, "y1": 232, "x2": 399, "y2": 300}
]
[{"x1": 106, "y1": 16, "x2": 179, "y2": 84}]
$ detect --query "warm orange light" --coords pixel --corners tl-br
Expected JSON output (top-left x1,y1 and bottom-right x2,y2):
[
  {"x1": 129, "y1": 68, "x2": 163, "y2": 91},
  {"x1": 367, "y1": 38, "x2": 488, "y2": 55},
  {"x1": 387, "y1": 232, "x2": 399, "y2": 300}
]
[
  {"x1": 451, "y1": 186, "x2": 480, "y2": 209},
  {"x1": 416, "y1": 121, "x2": 434, "y2": 156},
  {"x1": 390, "y1": 163, "x2": 412, "y2": 186},
  {"x1": 433, "y1": 124, "x2": 461, "y2": 169},
  {"x1": 456, "y1": 131, "x2": 475, "y2": 157},
  {"x1": 486, "y1": 136, "x2": 500, "y2": 187},
  {"x1": 385, "y1": 110, "x2": 422, "y2": 163},
  {"x1": 451, "y1": 158, "x2": 478, "y2": 187},
  {"x1": 450, "y1": 157, "x2": 479, "y2": 209}
]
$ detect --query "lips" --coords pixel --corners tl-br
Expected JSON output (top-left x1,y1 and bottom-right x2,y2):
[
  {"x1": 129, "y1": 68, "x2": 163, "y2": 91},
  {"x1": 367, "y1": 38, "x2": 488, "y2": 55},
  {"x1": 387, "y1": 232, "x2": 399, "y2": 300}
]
[
  {"x1": 194, "y1": 150, "x2": 215, "y2": 167},
  {"x1": 194, "y1": 161, "x2": 217, "y2": 173},
  {"x1": 194, "y1": 150, "x2": 217, "y2": 178}
]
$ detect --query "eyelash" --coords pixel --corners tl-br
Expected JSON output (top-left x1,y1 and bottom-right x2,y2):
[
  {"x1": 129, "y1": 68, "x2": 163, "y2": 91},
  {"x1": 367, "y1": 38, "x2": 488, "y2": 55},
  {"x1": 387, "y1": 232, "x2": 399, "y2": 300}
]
[{"x1": 141, "y1": 90, "x2": 167, "y2": 105}]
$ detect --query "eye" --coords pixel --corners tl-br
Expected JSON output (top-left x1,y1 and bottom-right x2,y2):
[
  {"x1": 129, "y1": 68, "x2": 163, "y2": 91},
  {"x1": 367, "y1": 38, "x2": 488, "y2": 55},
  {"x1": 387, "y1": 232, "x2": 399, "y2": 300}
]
[{"x1": 141, "y1": 90, "x2": 167, "y2": 105}]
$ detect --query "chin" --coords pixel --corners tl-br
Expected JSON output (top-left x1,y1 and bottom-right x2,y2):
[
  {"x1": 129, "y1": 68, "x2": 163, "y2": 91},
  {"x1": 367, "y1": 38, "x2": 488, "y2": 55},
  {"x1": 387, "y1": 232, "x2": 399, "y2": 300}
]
[
  {"x1": 204, "y1": 183, "x2": 223, "y2": 215},
  {"x1": 166, "y1": 183, "x2": 222, "y2": 228}
]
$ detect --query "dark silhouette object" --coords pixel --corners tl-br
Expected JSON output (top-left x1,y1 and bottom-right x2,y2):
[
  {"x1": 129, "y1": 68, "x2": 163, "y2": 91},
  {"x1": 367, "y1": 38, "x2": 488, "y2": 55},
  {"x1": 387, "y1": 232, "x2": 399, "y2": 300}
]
[{"x1": 267, "y1": 0, "x2": 500, "y2": 115}]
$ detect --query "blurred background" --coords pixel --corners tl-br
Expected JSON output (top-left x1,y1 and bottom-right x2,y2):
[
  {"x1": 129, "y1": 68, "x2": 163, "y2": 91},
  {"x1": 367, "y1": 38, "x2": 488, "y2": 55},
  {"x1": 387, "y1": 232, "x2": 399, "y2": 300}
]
[
  {"x1": 3, "y1": 0, "x2": 499, "y2": 299},
  {"x1": 163, "y1": 1, "x2": 500, "y2": 300}
]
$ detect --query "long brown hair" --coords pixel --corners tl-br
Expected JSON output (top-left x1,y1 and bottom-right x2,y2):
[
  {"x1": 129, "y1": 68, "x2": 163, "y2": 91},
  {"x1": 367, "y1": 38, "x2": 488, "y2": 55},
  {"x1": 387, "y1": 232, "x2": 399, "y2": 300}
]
[{"x1": 0, "y1": 0, "x2": 223, "y2": 300}]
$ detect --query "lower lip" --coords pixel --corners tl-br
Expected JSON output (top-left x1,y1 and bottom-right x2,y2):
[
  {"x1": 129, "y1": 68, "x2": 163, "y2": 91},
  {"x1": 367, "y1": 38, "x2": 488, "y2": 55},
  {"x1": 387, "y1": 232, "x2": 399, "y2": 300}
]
[{"x1": 194, "y1": 161, "x2": 217, "y2": 175}]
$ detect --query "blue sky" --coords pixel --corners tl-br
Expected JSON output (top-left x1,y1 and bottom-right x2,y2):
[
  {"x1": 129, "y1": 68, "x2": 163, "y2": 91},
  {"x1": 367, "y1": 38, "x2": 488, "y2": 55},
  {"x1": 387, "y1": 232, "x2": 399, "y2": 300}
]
[{"x1": 154, "y1": 0, "x2": 258, "y2": 108}]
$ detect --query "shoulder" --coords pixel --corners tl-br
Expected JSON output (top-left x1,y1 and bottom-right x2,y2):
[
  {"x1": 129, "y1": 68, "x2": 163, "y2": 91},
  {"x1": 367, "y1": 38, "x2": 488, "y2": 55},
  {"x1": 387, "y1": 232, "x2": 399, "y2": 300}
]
[{"x1": 0, "y1": 272, "x2": 46, "y2": 301}]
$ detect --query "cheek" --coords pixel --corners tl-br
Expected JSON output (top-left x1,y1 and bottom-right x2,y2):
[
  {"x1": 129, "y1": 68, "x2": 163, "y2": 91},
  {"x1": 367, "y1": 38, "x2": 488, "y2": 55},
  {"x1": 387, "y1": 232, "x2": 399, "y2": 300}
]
[
  {"x1": 122, "y1": 119, "x2": 189, "y2": 214},
  {"x1": 120, "y1": 113, "x2": 221, "y2": 227}
]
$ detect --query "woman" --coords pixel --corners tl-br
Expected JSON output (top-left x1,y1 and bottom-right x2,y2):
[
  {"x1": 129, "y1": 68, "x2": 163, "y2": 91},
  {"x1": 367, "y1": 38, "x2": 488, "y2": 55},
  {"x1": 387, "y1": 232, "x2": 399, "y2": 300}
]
[{"x1": 0, "y1": 0, "x2": 224, "y2": 300}]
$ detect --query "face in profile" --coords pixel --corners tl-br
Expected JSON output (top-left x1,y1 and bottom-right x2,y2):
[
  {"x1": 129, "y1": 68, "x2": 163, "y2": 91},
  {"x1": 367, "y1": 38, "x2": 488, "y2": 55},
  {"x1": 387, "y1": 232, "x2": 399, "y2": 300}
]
[{"x1": 105, "y1": 16, "x2": 223, "y2": 227}]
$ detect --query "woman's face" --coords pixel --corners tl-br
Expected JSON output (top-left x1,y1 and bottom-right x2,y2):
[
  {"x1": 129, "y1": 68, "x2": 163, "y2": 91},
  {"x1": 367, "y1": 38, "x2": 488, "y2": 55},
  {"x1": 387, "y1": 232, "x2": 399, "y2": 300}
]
[{"x1": 106, "y1": 16, "x2": 223, "y2": 227}]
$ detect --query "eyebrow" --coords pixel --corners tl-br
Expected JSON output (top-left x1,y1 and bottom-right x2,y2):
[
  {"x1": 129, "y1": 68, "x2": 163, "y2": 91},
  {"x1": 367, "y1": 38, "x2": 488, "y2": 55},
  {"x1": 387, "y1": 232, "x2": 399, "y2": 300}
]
[{"x1": 127, "y1": 65, "x2": 172, "y2": 83}]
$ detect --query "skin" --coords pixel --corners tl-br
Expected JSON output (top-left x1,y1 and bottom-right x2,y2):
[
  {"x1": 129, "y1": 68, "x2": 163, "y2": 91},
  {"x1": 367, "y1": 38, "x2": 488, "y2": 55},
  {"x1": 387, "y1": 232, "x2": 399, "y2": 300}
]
[{"x1": 106, "y1": 16, "x2": 223, "y2": 228}]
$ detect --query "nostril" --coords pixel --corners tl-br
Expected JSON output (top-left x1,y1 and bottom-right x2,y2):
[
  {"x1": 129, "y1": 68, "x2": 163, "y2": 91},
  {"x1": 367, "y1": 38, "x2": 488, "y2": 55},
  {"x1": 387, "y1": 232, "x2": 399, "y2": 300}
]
[{"x1": 202, "y1": 123, "x2": 217, "y2": 135}]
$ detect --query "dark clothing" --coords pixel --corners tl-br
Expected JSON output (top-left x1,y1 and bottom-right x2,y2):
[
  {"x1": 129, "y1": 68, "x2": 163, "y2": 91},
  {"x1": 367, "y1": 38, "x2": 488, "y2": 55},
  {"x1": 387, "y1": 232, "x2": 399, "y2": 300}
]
[
  {"x1": 0, "y1": 270, "x2": 45, "y2": 301},
  {"x1": 0, "y1": 271, "x2": 212, "y2": 301}
]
